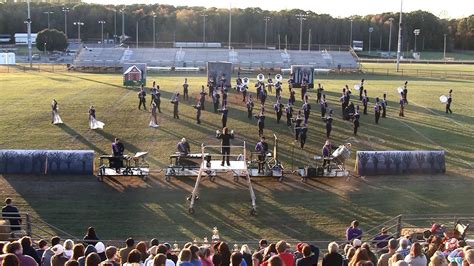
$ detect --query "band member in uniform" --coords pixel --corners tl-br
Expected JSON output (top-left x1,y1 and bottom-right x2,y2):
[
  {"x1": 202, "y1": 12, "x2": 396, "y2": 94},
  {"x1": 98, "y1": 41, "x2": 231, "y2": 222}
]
[
  {"x1": 149, "y1": 101, "x2": 159, "y2": 128},
  {"x1": 289, "y1": 88, "x2": 296, "y2": 105},
  {"x1": 302, "y1": 95, "x2": 311, "y2": 124},
  {"x1": 274, "y1": 98, "x2": 284, "y2": 124},
  {"x1": 220, "y1": 73, "x2": 227, "y2": 90},
  {"x1": 176, "y1": 137, "x2": 191, "y2": 166},
  {"x1": 212, "y1": 89, "x2": 220, "y2": 113},
  {"x1": 343, "y1": 102, "x2": 355, "y2": 120},
  {"x1": 246, "y1": 94, "x2": 254, "y2": 119},
  {"x1": 275, "y1": 78, "x2": 282, "y2": 98},
  {"x1": 267, "y1": 74, "x2": 274, "y2": 93},
  {"x1": 207, "y1": 75, "x2": 215, "y2": 95},
  {"x1": 218, "y1": 104, "x2": 229, "y2": 128},
  {"x1": 322, "y1": 140, "x2": 332, "y2": 171},
  {"x1": 193, "y1": 102, "x2": 202, "y2": 124},
  {"x1": 171, "y1": 92, "x2": 180, "y2": 119},
  {"x1": 199, "y1": 86, "x2": 207, "y2": 110},
  {"x1": 255, "y1": 107, "x2": 266, "y2": 136},
  {"x1": 362, "y1": 89, "x2": 369, "y2": 115},
  {"x1": 340, "y1": 88, "x2": 348, "y2": 114},
  {"x1": 138, "y1": 85, "x2": 147, "y2": 110},
  {"x1": 259, "y1": 87, "x2": 268, "y2": 105},
  {"x1": 256, "y1": 80, "x2": 263, "y2": 101},
  {"x1": 112, "y1": 137, "x2": 125, "y2": 171},
  {"x1": 320, "y1": 94, "x2": 328, "y2": 118},
  {"x1": 183, "y1": 78, "x2": 189, "y2": 101},
  {"x1": 235, "y1": 73, "x2": 242, "y2": 91},
  {"x1": 293, "y1": 111, "x2": 304, "y2": 141},
  {"x1": 287, "y1": 74, "x2": 294, "y2": 93},
  {"x1": 324, "y1": 110, "x2": 333, "y2": 138},
  {"x1": 316, "y1": 83, "x2": 324, "y2": 103},
  {"x1": 216, "y1": 127, "x2": 234, "y2": 166},
  {"x1": 301, "y1": 79, "x2": 307, "y2": 101},
  {"x1": 241, "y1": 82, "x2": 248, "y2": 102},
  {"x1": 51, "y1": 99, "x2": 63, "y2": 124},
  {"x1": 399, "y1": 93, "x2": 405, "y2": 117},
  {"x1": 446, "y1": 89, "x2": 453, "y2": 114},
  {"x1": 221, "y1": 90, "x2": 228, "y2": 108},
  {"x1": 353, "y1": 105, "x2": 360, "y2": 136},
  {"x1": 255, "y1": 136, "x2": 269, "y2": 174},
  {"x1": 299, "y1": 123, "x2": 308, "y2": 149},
  {"x1": 381, "y1": 93, "x2": 387, "y2": 118},
  {"x1": 374, "y1": 97, "x2": 381, "y2": 124},
  {"x1": 285, "y1": 103, "x2": 293, "y2": 128},
  {"x1": 359, "y1": 79, "x2": 365, "y2": 101},
  {"x1": 403, "y1": 81, "x2": 408, "y2": 104},
  {"x1": 89, "y1": 105, "x2": 105, "y2": 129},
  {"x1": 152, "y1": 85, "x2": 161, "y2": 113}
]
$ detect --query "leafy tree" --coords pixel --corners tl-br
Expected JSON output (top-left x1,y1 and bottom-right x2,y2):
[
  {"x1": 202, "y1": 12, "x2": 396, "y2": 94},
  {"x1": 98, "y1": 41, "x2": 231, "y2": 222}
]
[{"x1": 36, "y1": 28, "x2": 68, "y2": 51}]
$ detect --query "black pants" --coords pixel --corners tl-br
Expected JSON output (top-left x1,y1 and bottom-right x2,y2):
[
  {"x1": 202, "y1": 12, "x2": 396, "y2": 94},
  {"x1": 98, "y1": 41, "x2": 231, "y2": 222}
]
[
  {"x1": 363, "y1": 104, "x2": 368, "y2": 114},
  {"x1": 321, "y1": 108, "x2": 326, "y2": 118},
  {"x1": 382, "y1": 107, "x2": 386, "y2": 117},
  {"x1": 139, "y1": 99, "x2": 146, "y2": 110},
  {"x1": 154, "y1": 99, "x2": 161, "y2": 113},
  {"x1": 183, "y1": 90, "x2": 188, "y2": 100},
  {"x1": 248, "y1": 109, "x2": 252, "y2": 119},
  {"x1": 200, "y1": 100, "x2": 205, "y2": 111},
  {"x1": 304, "y1": 111, "x2": 310, "y2": 123},
  {"x1": 276, "y1": 112, "x2": 282, "y2": 123},
  {"x1": 196, "y1": 114, "x2": 201, "y2": 124},
  {"x1": 222, "y1": 117, "x2": 227, "y2": 128},
  {"x1": 317, "y1": 93, "x2": 321, "y2": 103},
  {"x1": 242, "y1": 92, "x2": 247, "y2": 102},
  {"x1": 354, "y1": 121, "x2": 359, "y2": 136},
  {"x1": 214, "y1": 102, "x2": 219, "y2": 113},
  {"x1": 446, "y1": 103, "x2": 452, "y2": 114},
  {"x1": 286, "y1": 115, "x2": 292, "y2": 127},
  {"x1": 258, "y1": 122, "x2": 264, "y2": 136},
  {"x1": 375, "y1": 112, "x2": 380, "y2": 124},
  {"x1": 326, "y1": 125, "x2": 332, "y2": 138},
  {"x1": 258, "y1": 154, "x2": 266, "y2": 173},
  {"x1": 221, "y1": 147, "x2": 230, "y2": 165},
  {"x1": 174, "y1": 106, "x2": 179, "y2": 119},
  {"x1": 300, "y1": 137, "x2": 306, "y2": 149}
]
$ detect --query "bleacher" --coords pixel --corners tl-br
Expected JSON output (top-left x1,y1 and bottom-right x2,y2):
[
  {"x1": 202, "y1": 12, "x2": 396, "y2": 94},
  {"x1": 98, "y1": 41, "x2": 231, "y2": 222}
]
[{"x1": 73, "y1": 47, "x2": 359, "y2": 70}]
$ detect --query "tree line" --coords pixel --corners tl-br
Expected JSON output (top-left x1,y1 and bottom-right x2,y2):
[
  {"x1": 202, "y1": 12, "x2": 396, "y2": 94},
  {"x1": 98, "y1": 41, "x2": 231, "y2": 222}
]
[{"x1": 0, "y1": 2, "x2": 472, "y2": 51}]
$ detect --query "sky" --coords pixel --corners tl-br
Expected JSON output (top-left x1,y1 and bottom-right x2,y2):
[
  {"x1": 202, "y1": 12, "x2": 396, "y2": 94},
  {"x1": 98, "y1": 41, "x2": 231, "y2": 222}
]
[{"x1": 83, "y1": 0, "x2": 472, "y2": 19}]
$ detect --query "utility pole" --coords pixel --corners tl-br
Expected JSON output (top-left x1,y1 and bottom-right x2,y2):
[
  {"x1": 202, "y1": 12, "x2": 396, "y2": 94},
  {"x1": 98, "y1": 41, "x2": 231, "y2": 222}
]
[
  {"x1": 62, "y1": 7, "x2": 69, "y2": 38},
  {"x1": 43, "y1": 11, "x2": 54, "y2": 29},
  {"x1": 264, "y1": 16, "x2": 270, "y2": 48},
  {"x1": 113, "y1": 9, "x2": 117, "y2": 44},
  {"x1": 98, "y1": 20, "x2": 106, "y2": 47},
  {"x1": 201, "y1": 13, "x2": 208, "y2": 46},
  {"x1": 285, "y1": 34, "x2": 288, "y2": 50},
  {"x1": 296, "y1": 13, "x2": 307, "y2": 51},
  {"x1": 413, "y1": 29, "x2": 420, "y2": 52},
  {"x1": 308, "y1": 28, "x2": 311, "y2": 51},
  {"x1": 73, "y1": 21, "x2": 84, "y2": 42},
  {"x1": 228, "y1": 4, "x2": 232, "y2": 50},
  {"x1": 26, "y1": 0, "x2": 32, "y2": 68},
  {"x1": 443, "y1": 33, "x2": 447, "y2": 60},
  {"x1": 153, "y1": 12, "x2": 157, "y2": 48},
  {"x1": 388, "y1": 17, "x2": 394, "y2": 56},
  {"x1": 278, "y1": 33, "x2": 280, "y2": 50},
  {"x1": 121, "y1": 9, "x2": 125, "y2": 43},
  {"x1": 350, "y1": 18, "x2": 353, "y2": 46},
  {"x1": 368, "y1": 27, "x2": 374, "y2": 54},
  {"x1": 396, "y1": 0, "x2": 403, "y2": 71},
  {"x1": 136, "y1": 21, "x2": 139, "y2": 48}
]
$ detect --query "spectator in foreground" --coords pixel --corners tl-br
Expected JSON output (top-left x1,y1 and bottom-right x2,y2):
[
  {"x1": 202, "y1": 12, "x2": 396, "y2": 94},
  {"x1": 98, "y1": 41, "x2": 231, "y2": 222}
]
[
  {"x1": 230, "y1": 251, "x2": 244, "y2": 266},
  {"x1": 378, "y1": 239, "x2": 398, "y2": 266},
  {"x1": 119, "y1": 238, "x2": 135, "y2": 265},
  {"x1": 65, "y1": 261, "x2": 79, "y2": 266},
  {"x1": 388, "y1": 254, "x2": 404, "y2": 266},
  {"x1": 198, "y1": 246, "x2": 213, "y2": 266},
  {"x1": 77, "y1": 245, "x2": 97, "y2": 266},
  {"x1": 218, "y1": 242, "x2": 231, "y2": 266},
  {"x1": 322, "y1": 242, "x2": 343, "y2": 266},
  {"x1": 361, "y1": 243, "x2": 377, "y2": 266},
  {"x1": 404, "y1": 243, "x2": 426, "y2": 266},
  {"x1": 84, "y1": 253, "x2": 101, "y2": 266},
  {"x1": 156, "y1": 244, "x2": 175, "y2": 266},
  {"x1": 177, "y1": 249, "x2": 193, "y2": 266},
  {"x1": 104, "y1": 246, "x2": 120, "y2": 266},
  {"x1": 136, "y1": 241, "x2": 148, "y2": 263},
  {"x1": 2, "y1": 253, "x2": 20, "y2": 266},
  {"x1": 258, "y1": 240, "x2": 268, "y2": 254},
  {"x1": 21, "y1": 236, "x2": 41, "y2": 264},
  {"x1": 296, "y1": 244, "x2": 318, "y2": 266},
  {"x1": 348, "y1": 248, "x2": 369, "y2": 266},
  {"x1": 154, "y1": 254, "x2": 168, "y2": 266},
  {"x1": 464, "y1": 249, "x2": 474, "y2": 266},
  {"x1": 51, "y1": 244, "x2": 68, "y2": 266},
  {"x1": 428, "y1": 252, "x2": 447, "y2": 266},
  {"x1": 42, "y1": 237, "x2": 61, "y2": 266},
  {"x1": 1, "y1": 198, "x2": 22, "y2": 231},
  {"x1": 36, "y1": 240, "x2": 48, "y2": 259},
  {"x1": 276, "y1": 241, "x2": 294, "y2": 266},
  {"x1": 346, "y1": 221, "x2": 363, "y2": 241},
  {"x1": 343, "y1": 246, "x2": 356, "y2": 266},
  {"x1": 94, "y1": 242, "x2": 105, "y2": 262},
  {"x1": 63, "y1": 240, "x2": 74, "y2": 260},
  {"x1": 2, "y1": 241, "x2": 38, "y2": 266},
  {"x1": 267, "y1": 255, "x2": 283, "y2": 266},
  {"x1": 240, "y1": 245, "x2": 252, "y2": 266},
  {"x1": 83, "y1": 227, "x2": 99, "y2": 247},
  {"x1": 251, "y1": 251, "x2": 263, "y2": 266},
  {"x1": 189, "y1": 246, "x2": 202, "y2": 266},
  {"x1": 396, "y1": 238, "x2": 410, "y2": 258},
  {"x1": 71, "y1": 244, "x2": 85, "y2": 261},
  {"x1": 124, "y1": 249, "x2": 143, "y2": 266}
]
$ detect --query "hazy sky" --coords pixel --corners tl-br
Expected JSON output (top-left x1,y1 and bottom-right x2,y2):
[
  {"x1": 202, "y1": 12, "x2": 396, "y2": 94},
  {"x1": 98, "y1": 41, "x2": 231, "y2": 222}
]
[{"x1": 83, "y1": 0, "x2": 471, "y2": 18}]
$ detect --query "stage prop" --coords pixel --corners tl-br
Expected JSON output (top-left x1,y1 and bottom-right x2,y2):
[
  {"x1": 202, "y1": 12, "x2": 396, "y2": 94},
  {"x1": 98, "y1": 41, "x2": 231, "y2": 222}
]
[
  {"x1": 207, "y1": 62, "x2": 232, "y2": 88},
  {"x1": 355, "y1": 150, "x2": 446, "y2": 176},
  {"x1": 97, "y1": 152, "x2": 149, "y2": 181},
  {"x1": 299, "y1": 143, "x2": 351, "y2": 181},
  {"x1": 290, "y1": 65, "x2": 315, "y2": 89},
  {"x1": 123, "y1": 63, "x2": 147, "y2": 86},
  {"x1": 0, "y1": 149, "x2": 94, "y2": 175}
]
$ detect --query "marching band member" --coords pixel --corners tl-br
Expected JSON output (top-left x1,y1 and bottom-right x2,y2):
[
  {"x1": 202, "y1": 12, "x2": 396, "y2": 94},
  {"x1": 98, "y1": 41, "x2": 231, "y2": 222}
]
[
  {"x1": 287, "y1": 74, "x2": 293, "y2": 93},
  {"x1": 138, "y1": 85, "x2": 147, "y2": 110},
  {"x1": 275, "y1": 78, "x2": 282, "y2": 98},
  {"x1": 246, "y1": 94, "x2": 254, "y2": 119},
  {"x1": 293, "y1": 110, "x2": 304, "y2": 141},
  {"x1": 362, "y1": 89, "x2": 369, "y2": 115},
  {"x1": 301, "y1": 79, "x2": 308, "y2": 101},
  {"x1": 89, "y1": 105, "x2": 105, "y2": 130},
  {"x1": 193, "y1": 101, "x2": 202, "y2": 124},
  {"x1": 299, "y1": 123, "x2": 308, "y2": 149},
  {"x1": 403, "y1": 81, "x2": 408, "y2": 104},
  {"x1": 285, "y1": 103, "x2": 293, "y2": 128},
  {"x1": 374, "y1": 97, "x2": 381, "y2": 124},
  {"x1": 153, "y1": 85, "x2": 161, "y2": 113},
  {"x1": 207, "y1": 75, "x2": 215, "y2": 95},
  {"x1": 199, "y1": 86, "x2": 207, "y2": 110},
  {"x1": 340, "y1": 88, "x2": 348, "y2": 114},
  {"x1": 171, "y1": 92, "x2": 180, "y2": 119},
  {"x1": 112, "y1": 137, "x2": 125, "y2": 171},
  {"x1": 322, "y1": 140, "x2": 332, "y2": 170},
  {"x1": 255, "y1": 136, "x2": 269, "y2": 174},
  {"x1": 302, "y1": 95, "x2": 311, "y2": 124},
  {"x1": 255, "y1": 107, "x2": 266, "y2": 137},
  {"x1": 51, "y1": 99, "x2": 63, "y2": 124},
  {"x1": 446, "y1": 89, "x2": 453, "y2": 114},
  {"x1": 289, "y1": 88, "x2": 296, "y2": 105},
  {"x1": 316, "y1": 83, "x2": 324, "y2": 103},
  {"x1": 344, "y1": 102, "x2": 355, "y2": 120},
  {"x1": 381, "y1": 93, "x2": 387, "y2": 118},
  {"x1": 324, "y1": 110, "x2": 333, "y2": 138},
  {"x1": 212, "y1": 89, "x2": 220, "y2": 113},
  {"x1": 399, "y1": 93, "x2": 405, "y2": 117},
  {"x1": 216, "y1": 127, "x2": 234, "y2": 166},
  {"x1": 256, "y1": 80, "x2": 263, "y2": 100},
  {"x1": 267, "y1": 74, "x2": 274, "y2": 93},
  {"x1": 320, "y1": 94, "x2": 328, "y2": 118},
  {"x1": 274, "y1": 98, "x2": 284, "y2": 124},
  {"x1": 183, "y1": 78, "x2": 189, "y2": 101},
  {"x1": 235, "y1": 72, "x2": 242, "y2": 91},
  {"x1": 359, "y1": 79, "x2": 365, "y2": 101},
  {"x1": 177, "y1": 138, "x2": 191, "y2": 156},
  {"x1": 241, "y1": 83, "x2": 248, "y2": 102},
  {"x1": 220, "y1": 73, "x2": 227, "y2": 90},
  {"x1": 353, "y1": 105, "x2": 360, "y2": 136},
  {"x1": 259, "y1": 88, "x2": 268, "y2": 106},
  {"x1": 149, "y1": 101, "x2": 159, "y2": 128},
  {"x1": 221, "y1": 90, "x2": 228, "y2": 108},
  {"x1": 218, "y1": 104, "x2": 229, "y2": 128}
]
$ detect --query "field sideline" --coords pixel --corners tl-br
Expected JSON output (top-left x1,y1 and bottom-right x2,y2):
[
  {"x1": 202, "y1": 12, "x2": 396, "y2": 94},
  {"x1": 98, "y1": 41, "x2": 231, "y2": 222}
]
[{"x1": 0, "y1": 66, "x2": 472, "y2": 242}]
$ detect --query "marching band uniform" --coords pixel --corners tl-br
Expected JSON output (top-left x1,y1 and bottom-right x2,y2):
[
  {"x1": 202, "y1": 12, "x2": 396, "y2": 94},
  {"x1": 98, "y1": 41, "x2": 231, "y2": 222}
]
[
  {"x1": 255, "y1": 109, "x2": 266, "y2": 137},
  {"x1": 399, "y1": 94, "x2": 405, "y2": 117},
  {"x1": 301, "y1": 80, "x2": 307, "y2": 101},
  {"x1": 199, "y1": 86, "x2": 207, "y2": 110},
  {"x1": 359, "y1": 79, "x2": 365, "y2": 101},
  {"x1": 247, "y1": 95, "x2": 254, "y2": 119},
  {"x1": 274, "y1": 99, "x2": 284, "y2": 124},
  {"x1": 89, "y1": 106, "x2": 95, "y2": 119},
  {"x1": 316, "y1": 83, "x2": 324, "y2": 103},
  {"x1": 293, "y1": 111, "x2": 303, "y2": 141},
  {"x1": 207, "y1": 76, "x2": 215, "y2": 96},
  {"x1": 362, "y1": 90, "x2": 369, "y2": 115},
  {"x1": 374, "y1": 97, "x2": 381, "y2": 124},
  {"x1": 260, "y1": 89, "x2": 267, "y2": 105},
  {"x1": 289, "y1": 89, "x2": 296, "y2": 105},
  {"x1": 193, "y1": 102, "x2": 202, "y2": 124},
  {"x1": 235, "y1": 74, "x2": 242, "y2": 91},
  {"x1": 446, "y1": 89, "x2": 453, "y2": 114},
  {"x1": 89, "y1": 106, "x2": 105, "y2": 129},
  {"x1": 183, "y1": 78, "x2": 189, "y2": 101},
  {"x1": 302, "y1": 97, "x2": 311, "y2": 124},
  {"x1": 403, "y1": 81, "x2": 408, "y2": 104},
  {"x1": 241, "y1": 85, "x2": 248, "y2": 102},
  {"x1": 138, "y1": 86, "x2": 147, "y2": 110},
  {"x1": 51, "y1": 99, "x2": 58, "y2": 123},
  {"x1": 153, "y1": 86, "x2": 161, "y2": 113},
  {"x1": 275, "y1": 81, "x2": 282, "y2": 98},
  {"x1": 177, "y1": 138, "x2": 191, "y2": 156},
  {"x1": 216, "y1": 127, "x2": 234, "y2": 166},
  {"x1": 221, "y1": 91, "x2": 228, "y2": 108},
  {"x1": 149, "y1": 101, "x2": 159, "y2": 128},
  {"x1": 381, "y1": 93, "x2": 387, "y2": 118},
  {"x1": 267, "y1": 75, "x2": 274, "y2": 93},
  {"x1": 255, "y1": 137, "x2": 269, "y2": 174},
  {"x1": 220, "y1": 74, "x2": 227, "y2": 90},
  {"x1": 218, "y1": 105, "x2": 229, "y2": 128},
  {"x1": 212, "y1": 90, "x2": 220, "y2": 113},
  {"x1": 112, "y1": 138, "x2": 125, "y2": 171},
  {"x1": 324, "y1": 110, "x2": 333, "y2": 138},
  {"x1": 344, "y1": 102, "x2": 355, "y2": 120},
  {"x1": 288, "y1": 76, "x2": 293, "y2": 93},
  {"x1": 285, "y1": 104, "x2": 293, "y2": 128},
  {"x1": 256, "y1": 82, "x2": 262, "y2": 100},
  {"x1": 320, "y1": 95, "x2": 328, "y2": 118},
  {"x1": 340, "y1": 88, "x2": 348, "y2": 114},
  {"x1": 171, "y1": 93, "x2": 180, "y2": 119},
  {"x1": 299, "y1": 124, "x2": 308, "y2": 149},
  {"x1": 322, "y1": 140, "x2": 332, "y2": 170},
  {"x1": 353, "y1": 106, "x2": 360, "y2": 136}
]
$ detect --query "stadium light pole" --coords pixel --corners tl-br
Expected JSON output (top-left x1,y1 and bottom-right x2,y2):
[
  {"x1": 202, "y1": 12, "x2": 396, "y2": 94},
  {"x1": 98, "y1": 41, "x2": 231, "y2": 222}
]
[
  {"x1": 120, "y1": 9, "x2": 125, "y2": 43},
  {"x1": 152, "y1": 12, "x2": 157, "y2": 48},
  {"x1": 296, "y1": 13, "x2": 307, "y2": 51},
  {"x1": 201, "y1": 13, "x2": 208, "y2": 46},
  {"x1": 396, "y1": 0, "x2": 403, "y2": 71},
  {"x1": 388, "y1": 18, "x2": 394, "y2": 56},
  {"x1": 278, "y1": 33, "x2": 280, "y2": 50},
  {"x1": 98, "y1": 20, "x2": 106, "y2": 47},
  {"x1": 73, "y1": 21, "x2": 84, "y2": 42},
  {"x1": 136, "y1": 21, "x2": 139, "y2": 48},
  {"x1": 113, "y1": 9, "x2": 117, "y2": 44},
  {"x1": 26, "y1": 0, "x2": 32, "y2": 68},
  {"x1": 62, "y1": 7, "x2": 69, "y2": 38},
  {"x1": 368, "y1": 27, "x2": 374, "y2": 54},
  {"x1": 43, "y1": 11, "x2": 54, "y2": 29},
  {"x1": 263, "y1": 16, "x2": 270, "y2": 48},
  {"x1": 350, "y1": 18, "x2": 353, "y2": 47},
  {"x1": 443, "y1": 33, "x2": 447, "y2": 60},
  {"x1": 228, "y1": 4, "x2": 232, "y2": 50},
  {"x1": 308, "y1": 28, "x2": 311, "y2": 51},
  {"x1": 413, "y1": 28, "x2": 420, "y2": 52}
]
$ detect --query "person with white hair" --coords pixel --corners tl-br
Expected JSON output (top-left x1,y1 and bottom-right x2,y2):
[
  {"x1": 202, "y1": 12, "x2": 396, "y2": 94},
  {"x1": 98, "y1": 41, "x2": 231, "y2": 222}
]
[
  {"x1": 397, "y1": 238, "x2": 410, "y2": 258},
  {"x1": 51, "y1": 244, "x2": 68, "y2": 266},
  {"x1": 322, "y1": 242, "x2": 343, "y2": 266},
  {"x1": 177, "y1": 138, "x2": 191, "y2": 156}
]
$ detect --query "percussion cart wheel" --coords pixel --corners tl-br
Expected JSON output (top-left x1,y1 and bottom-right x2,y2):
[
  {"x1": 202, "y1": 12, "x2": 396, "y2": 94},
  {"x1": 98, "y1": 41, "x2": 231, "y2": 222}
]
[
  {"x1": 250, "y1": 208, "x2": 257, "y2": 216},
  {"x1": 188, "y1": 207, "x2": 195, "y2": 214},
  {"x1": 233, "y1": 176, "x2": 239, "y2": 182},
  {"x1": 165, "y1": 176, "x2": 171, "y2": 182},
  {"x1": 209, "y1": 176, "x2": 216, "y2": 182}
]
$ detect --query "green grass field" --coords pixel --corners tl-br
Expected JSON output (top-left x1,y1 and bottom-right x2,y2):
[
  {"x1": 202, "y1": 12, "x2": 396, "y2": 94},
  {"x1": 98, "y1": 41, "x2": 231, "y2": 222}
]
[{"x1": 0, "y1": 65, "x2": 472, "y2": 243}]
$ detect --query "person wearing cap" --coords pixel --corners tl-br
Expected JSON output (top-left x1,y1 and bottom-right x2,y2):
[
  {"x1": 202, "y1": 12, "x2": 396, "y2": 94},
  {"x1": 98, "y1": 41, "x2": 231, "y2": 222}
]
[
  {"x1": 346, "y1": 220, "x2": 363, "y2": 241},
  {"x1": 42, "y1": 236, "x2": 61, "y2": 266},
  {"x1": 104, "y1": 246, "x2": 120, "y2": 266},
  {"x1": 294, "y1": 243, "x2": 305, "y2": 260},
  {"x1": 94, "y1": 242, "x2": 106, "y2": 261},
  {"x1": 255, "y1": 137, "x2": 269, "y2": 174},
  {"x1": 352, "y1": 239, "x2": 362, "y2": 249},
  {"x1": 378, "y1": 239, "x2": 398, "y2": 266},
  {"x1": 276, "y1": 241, "x2": 294, "y2": 266},
  {"x1": 51, "y1": 244, "x2": 68, "y2": 266},
  {"x1": 322, "y1": 242, "x2": 343, "y2": 266},
  {"x1": 296, "y1": 244, "x2": 319, "y2": 266},
  {"x1": 119, "y1": 238, "x2": 135, "y2": 266},
  {"x1": 322, "y1": 140, "x2": 332, "y2": 171},
  {"x1": 2, "y1": 198, "x2": 22, "y2": 231}
]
